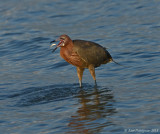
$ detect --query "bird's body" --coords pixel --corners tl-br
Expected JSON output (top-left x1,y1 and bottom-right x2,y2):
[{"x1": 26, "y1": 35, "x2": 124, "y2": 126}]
[
  {"x1": 50, "y1": 35, "x2": 113, "y2": 87},
  {"x1": 60, "y1": 40, "x2": 112, "y2": 68}
]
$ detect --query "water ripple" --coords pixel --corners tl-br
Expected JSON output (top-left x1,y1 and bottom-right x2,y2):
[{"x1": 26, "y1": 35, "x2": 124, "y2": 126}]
[{"x1": 8, "y1": 84, "x2": 93, "y2": 107}]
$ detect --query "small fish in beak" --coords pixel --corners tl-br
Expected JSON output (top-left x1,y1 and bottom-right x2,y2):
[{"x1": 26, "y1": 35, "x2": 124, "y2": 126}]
[{"x1": 50, "y1": 39, "x2": 65, "y2": 53}]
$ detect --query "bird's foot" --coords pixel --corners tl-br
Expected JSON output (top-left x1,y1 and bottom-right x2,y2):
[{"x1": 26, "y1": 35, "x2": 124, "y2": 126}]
[{"x1": 79, "y1": 80, "x2": 82, "y2": 88}]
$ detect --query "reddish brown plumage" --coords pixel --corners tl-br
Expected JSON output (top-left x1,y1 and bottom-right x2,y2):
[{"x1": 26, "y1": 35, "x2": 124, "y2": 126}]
[
  {"x1": 51, "y1": 34, "x2": 113, "y2": 87},
  {"x1": 60, "y1": 38, "x2": 85, "y2": 68}
]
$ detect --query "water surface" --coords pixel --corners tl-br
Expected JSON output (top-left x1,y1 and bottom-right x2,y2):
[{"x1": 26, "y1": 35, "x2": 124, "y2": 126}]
[{"x1": 0, "y1": 0, "x2": 160, "y2": 133}]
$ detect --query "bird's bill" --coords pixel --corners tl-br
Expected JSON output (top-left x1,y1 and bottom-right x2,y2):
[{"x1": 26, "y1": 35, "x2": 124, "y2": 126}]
[
  {"x1": 50, "y1": 40, "x2": 64, "y2": 48},
  {"x1": 50, "y1": 40, "x2": 56, "y2": 48},
  {"x1": 50, "y1": 40, "x2": 57, "y2": 53},
  {"x1": 50, "y1": 39, "x2": 64, "y2": 53}
]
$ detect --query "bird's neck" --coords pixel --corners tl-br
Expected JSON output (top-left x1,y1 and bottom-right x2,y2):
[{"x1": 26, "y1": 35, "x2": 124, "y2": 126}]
[{"x1": 60, "y1": 41, "x2": 74, "y2": 59}]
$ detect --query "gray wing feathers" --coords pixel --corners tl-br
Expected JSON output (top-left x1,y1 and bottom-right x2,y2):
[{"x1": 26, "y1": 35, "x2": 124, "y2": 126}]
[{"x1": 73, "y1": 40, "x2": 110, "y2": 67}]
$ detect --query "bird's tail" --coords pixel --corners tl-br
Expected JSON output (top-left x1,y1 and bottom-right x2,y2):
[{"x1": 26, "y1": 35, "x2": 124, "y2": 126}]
[{"x1": 111, "y1": 59, "x2": 128, "y2": 67}]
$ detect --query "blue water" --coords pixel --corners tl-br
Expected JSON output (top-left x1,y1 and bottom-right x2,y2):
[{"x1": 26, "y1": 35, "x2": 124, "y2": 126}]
[{"x1": 0, "y1": 0, "x2": 160, "y2": 134}]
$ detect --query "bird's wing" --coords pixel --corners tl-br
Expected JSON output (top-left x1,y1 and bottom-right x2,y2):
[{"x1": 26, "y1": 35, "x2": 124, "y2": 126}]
[{"x1": 73, "y1": 40, "x2": 112, "y2": 67}]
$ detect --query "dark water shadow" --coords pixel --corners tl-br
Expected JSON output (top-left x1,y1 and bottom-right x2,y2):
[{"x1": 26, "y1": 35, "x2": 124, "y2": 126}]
[
  {"x1": 8, "y1": 83, "x2": 93, "y2": 107},
  {"x1": 8, "y1": 83, "x2": 118, "y2": 133},
  {"x1": 67, "y1": 86, "x2": 117, "y2": 134}
]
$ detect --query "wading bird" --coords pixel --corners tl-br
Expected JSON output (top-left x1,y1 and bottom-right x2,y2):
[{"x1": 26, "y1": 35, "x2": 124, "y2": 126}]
[{"x1": 50, "y1": 34, "x2": 119, "y2": 87}]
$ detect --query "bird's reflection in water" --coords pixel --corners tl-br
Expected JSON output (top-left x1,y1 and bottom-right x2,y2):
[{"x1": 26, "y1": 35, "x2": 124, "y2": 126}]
[{"x1": 67, "y1": 86, "x2": 116, "y2": 134}]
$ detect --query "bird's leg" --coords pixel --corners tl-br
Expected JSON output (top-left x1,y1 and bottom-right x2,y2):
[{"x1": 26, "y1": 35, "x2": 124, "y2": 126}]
[
  {"x1": 89, "y1": 65, "x2": 97, "y2": 86},
  {"x1": 77, "y1": 67, "x2": 85, "y2": 87}
]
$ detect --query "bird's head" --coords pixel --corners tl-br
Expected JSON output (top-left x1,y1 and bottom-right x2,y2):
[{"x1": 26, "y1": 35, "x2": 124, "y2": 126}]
[{"x1": 50, "y1": 35, "x2": 71, "y2": 52}]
